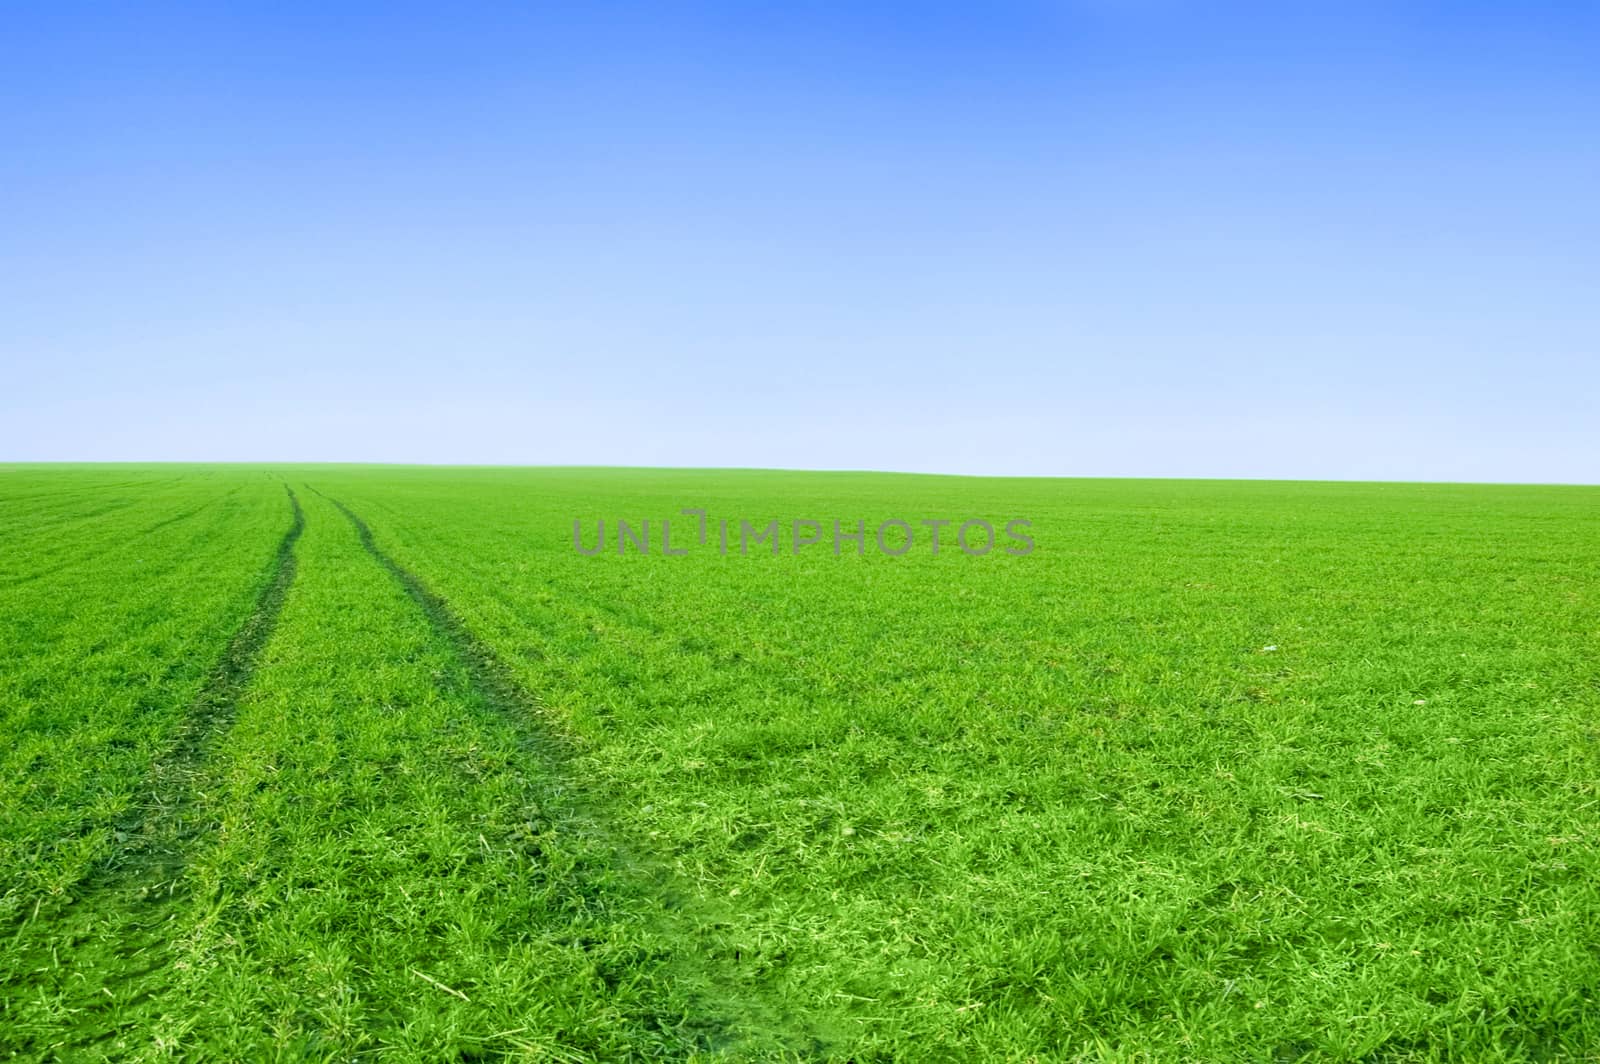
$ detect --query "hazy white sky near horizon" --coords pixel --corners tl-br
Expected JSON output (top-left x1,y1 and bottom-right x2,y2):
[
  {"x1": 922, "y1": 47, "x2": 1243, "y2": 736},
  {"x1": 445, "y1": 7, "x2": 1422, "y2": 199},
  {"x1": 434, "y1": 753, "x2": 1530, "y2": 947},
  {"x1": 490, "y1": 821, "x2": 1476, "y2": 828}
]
[{"x1": 3, "y1": 3, "x2": 1597, "y2": 482}]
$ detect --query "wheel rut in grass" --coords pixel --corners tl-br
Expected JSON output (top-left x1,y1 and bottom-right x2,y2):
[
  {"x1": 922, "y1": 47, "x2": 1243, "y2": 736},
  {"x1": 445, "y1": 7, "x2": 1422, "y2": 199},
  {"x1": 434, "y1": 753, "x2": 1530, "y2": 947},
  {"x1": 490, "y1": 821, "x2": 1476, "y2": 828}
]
[
  {"x1": 2, "y1": 486, "x2": 305, "y2": 1049},
  {"x1": 319, "y1": 490, "x2": 579, "y2": 768},
  {"x1": 96, "y1": 485, "x2": 305, "y2": 887},
  {"x1": 320, "y1": 490, "x2": 831, "y2": 1059}
]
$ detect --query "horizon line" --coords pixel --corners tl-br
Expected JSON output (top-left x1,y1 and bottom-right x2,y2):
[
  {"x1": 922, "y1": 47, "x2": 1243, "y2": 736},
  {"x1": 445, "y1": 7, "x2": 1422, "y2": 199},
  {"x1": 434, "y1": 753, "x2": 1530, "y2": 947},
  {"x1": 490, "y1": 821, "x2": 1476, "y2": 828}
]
[{"x1": 1, "y1": 461, "x2": 1595, "y2": 489}]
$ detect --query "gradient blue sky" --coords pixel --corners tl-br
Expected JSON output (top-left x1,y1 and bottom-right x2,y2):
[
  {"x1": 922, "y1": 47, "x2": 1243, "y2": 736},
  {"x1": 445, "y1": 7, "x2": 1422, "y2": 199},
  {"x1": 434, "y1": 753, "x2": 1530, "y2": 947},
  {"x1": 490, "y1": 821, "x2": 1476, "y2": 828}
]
[{"x1": 3, "y1": 2, "x2": 1596, "y2": 480}]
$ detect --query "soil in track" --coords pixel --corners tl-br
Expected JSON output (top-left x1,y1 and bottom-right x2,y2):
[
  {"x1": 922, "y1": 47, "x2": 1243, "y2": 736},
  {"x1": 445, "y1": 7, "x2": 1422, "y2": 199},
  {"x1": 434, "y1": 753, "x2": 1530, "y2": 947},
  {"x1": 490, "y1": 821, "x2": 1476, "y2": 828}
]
[
  {"x1": 2, "y1": 486, "x2": 305, "y2": 1056},
  {"x1": 320, "y1": 491, "x2": 831, "y2": 1059}
]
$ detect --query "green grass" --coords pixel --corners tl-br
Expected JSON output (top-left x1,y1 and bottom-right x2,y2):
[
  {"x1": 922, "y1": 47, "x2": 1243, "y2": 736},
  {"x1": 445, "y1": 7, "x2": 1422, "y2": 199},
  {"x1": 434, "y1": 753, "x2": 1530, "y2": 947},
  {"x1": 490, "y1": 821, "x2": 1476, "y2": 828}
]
[
  {"x1": 0, "y1": 470, "x2": 289, "y2": 910},
  {"x1": 3, "y1": 465, "x2": 1598, "y2": 1060}
]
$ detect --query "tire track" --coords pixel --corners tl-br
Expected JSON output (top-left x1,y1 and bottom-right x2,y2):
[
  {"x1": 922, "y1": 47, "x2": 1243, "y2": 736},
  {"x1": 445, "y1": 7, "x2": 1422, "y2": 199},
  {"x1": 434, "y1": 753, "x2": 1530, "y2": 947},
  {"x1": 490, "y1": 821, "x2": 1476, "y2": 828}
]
[
  {"x1": 319, "y1": 489, "x2": 580, "y2": 767},
  {"x1": 94, "y1": 485, "x2": 304, "y2": 885},
  {"x1": 318, "y1": 490, "x2": 829, "y2": 1060},
  {"x1": 2, "y1": 486, "x2": 305, "y2": 1053}
]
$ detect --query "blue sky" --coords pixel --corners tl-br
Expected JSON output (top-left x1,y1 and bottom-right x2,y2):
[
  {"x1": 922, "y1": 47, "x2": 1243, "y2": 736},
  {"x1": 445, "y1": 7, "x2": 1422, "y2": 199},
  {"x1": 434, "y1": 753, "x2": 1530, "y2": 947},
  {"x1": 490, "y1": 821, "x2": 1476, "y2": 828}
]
[{"x1": 3, "y1": 2, "x2": 1596, "y2": 481}]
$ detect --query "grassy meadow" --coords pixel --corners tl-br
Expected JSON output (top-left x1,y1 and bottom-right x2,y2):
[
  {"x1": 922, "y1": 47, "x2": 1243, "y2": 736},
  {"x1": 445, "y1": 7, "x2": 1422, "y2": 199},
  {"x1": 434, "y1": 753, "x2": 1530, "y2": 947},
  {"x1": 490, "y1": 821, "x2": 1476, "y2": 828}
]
[{"x1": 2, "y1": 465, "x2": 1597, "y2": 1061}]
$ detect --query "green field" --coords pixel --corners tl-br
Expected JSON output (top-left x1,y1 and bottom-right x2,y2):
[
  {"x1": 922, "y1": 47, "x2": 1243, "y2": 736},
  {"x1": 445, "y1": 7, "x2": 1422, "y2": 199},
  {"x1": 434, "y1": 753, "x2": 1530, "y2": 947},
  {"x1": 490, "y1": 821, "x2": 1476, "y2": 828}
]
[{"x1": 3, "y1": 466, "x2": 1597, "y2": 1061}]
